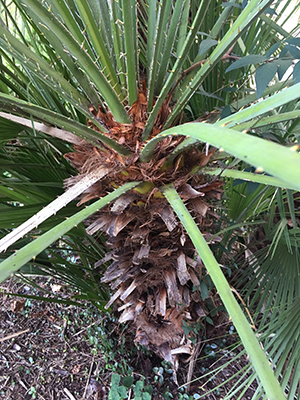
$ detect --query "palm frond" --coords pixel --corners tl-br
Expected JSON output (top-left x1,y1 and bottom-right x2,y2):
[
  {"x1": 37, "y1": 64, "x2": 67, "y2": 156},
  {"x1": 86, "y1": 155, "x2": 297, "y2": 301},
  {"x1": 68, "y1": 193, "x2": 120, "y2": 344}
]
[{"x1": 0, "y1": 1, "x2": 299, "y2": 397}]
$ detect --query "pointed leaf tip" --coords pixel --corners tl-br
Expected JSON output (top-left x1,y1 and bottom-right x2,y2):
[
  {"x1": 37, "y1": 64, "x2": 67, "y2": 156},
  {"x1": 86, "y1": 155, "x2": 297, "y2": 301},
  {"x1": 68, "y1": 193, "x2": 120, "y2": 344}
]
[
  {"x1": 293, "y1": 61, "x2": 300, "y2": 84},
  {"x1": 255, "y1": 62, "x2": 278, "y2": 98},
  {"x1": 225, "y1": 55, "x2": 267, "y2": 73},
  {"x1": 199, "y1": 39, "x2": 218, "y2": 56}
]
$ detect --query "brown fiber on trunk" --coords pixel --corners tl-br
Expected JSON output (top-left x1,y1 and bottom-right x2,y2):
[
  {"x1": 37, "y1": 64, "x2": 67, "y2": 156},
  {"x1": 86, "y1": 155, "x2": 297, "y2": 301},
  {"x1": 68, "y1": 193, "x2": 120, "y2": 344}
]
[{"x1": 64, "y1": 84, "x2": 223, "y2": 365}]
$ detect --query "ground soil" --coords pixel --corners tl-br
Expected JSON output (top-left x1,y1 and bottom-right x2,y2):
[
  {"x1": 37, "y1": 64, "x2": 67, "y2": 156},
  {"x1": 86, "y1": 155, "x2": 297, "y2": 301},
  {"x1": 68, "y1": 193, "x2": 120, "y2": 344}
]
[{"x1": 0, "y1": 276, "x2": 258, "y2": 400}]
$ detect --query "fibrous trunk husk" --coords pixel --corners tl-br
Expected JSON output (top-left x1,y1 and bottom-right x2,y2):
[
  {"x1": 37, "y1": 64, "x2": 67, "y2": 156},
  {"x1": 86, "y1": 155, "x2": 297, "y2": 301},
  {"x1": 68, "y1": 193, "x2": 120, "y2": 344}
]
[{"x1": 64, "y1": 87, "x2": 223, "y2": 365}]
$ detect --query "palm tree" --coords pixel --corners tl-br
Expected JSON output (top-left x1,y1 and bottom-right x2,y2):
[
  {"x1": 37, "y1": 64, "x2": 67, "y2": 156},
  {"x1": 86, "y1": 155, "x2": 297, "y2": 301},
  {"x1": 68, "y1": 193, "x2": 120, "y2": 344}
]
[{"x1": 0, "y1": 0, "x2": 300, "y2": 397}]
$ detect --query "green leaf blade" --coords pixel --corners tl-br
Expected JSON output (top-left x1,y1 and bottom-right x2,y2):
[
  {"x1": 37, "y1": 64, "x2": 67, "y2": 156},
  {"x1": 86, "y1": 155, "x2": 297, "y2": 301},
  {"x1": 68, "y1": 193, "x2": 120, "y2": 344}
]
[
  {"x1": 162, "y1": 183, "x2": 286, "y2": 400},
  {"x1": 255, "y1": 62, "x2": 278, "y2": 98},
  {"x1": 73, "y1": 0, "x2": 123, "y2": 100},
  {"x1": 20, "y1": 0, "x2": 130, "y2": 123},
  {"x1": 294, "y1": 61, "x2": 300, "y2": 84},
  {"x1": 0, "y1": 94, "x2": 131, "y2": 156},
  {"x1": 0, "y1": 182, "x2": 139, "y2": 282},
  {"x1": 123, "y1": 0, "x2": 138, "y2": 105},
  {"x1": 141, "y1": 122, "x2": 300, "y2": 191},
  {"x1": 226, "y1": 54, "x2": 268, "y2": 73},
  {"x1": 199, "y1": 38, "x2": 218, "y2": 56}
]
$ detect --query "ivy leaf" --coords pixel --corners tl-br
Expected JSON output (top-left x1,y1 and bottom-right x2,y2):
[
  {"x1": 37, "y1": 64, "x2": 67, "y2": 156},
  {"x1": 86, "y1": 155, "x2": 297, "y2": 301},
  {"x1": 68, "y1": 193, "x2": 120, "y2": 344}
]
[
  {"x1": 108, "y1": 388, "x2": 120, "y2": 400},
  {"x1": 279, "y1": 46, "x2": 294, "y2": 60},
  {"x1": 264, "y1": 7, "x2": 277, "y2": 15},
  {"x1": 265, "y1": 42, "x2": 281, "y2": 58},
  {"x1": 117, "y1": 386, "x2": 127, "y2": 398},
  {"x1": 255, "y1": 62, "x2": 278, "y2": 98},
  {"x1": 294, "y1": 61, "x2": 300, "y2": 84},
  {"x1": 199, "y1": 39, "x2": 218, "y2": 56},
  {"x1": 135, "y1": 380, "x2": 143, "y2": 396},
  {"x1": 142, "y1": 393, "x2": 151, "y2": 400},
  {"x1": 286, "y1": 38, "x2": 300, "y2": 47},
  {"x1": 242, "y1": 0, "x2": 248, "y2": 9},
  {"x1": 144, "y1": 385, "x2": 153, "y2": 395},
  {"x1": 111, "y1": 374, "x2": 121, "y2": 385},
  {"x1": 226, "y1": 55, "x2": 267, "y2": 73},
  {"x1": 285, "y1": 44, "x2": 300, "y2": 59},
  {"x1": 122, "y1": 376, "x2": 134, "y2": 388},
  {"x1": 277, "y1": 59, "x2": 293, "y2": 80},
  {"x1": 220, "y1": 105, "x2": 232, "y2": 119},
  {"x1": 200, "y1": 281, "x2": 209, "y2": 300}
]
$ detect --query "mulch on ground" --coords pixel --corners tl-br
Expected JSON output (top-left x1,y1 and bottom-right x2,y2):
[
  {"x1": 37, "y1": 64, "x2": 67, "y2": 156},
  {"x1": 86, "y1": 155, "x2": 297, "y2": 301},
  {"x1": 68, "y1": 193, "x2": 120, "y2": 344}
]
[
  {"x1": 1, "y1": 277, "x2": 111, "y2": 400},
  {"x1": 0, "y1": 276, "x2": 257, "y2": 400}
]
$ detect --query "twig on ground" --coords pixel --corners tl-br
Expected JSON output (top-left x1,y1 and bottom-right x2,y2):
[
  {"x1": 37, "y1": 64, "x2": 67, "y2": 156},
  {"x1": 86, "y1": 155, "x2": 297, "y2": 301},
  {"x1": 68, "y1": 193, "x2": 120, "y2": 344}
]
[
  {"x1": 64, "y1": 387, "x2": 77, "y2": 400},
  {"x1": 81, "y1": 355, "x2": 94, "y2": 400},
  {"x1": 0, "y1": 329, "x2": 29, "y2": 342},
  {"x1": 0, "y1": 376, "x2": 10, "y2": 392},
  {"x1": 73, "y1": 319, "x2": 102, "y2": 337},
  {"x1": 186, "y1": 340, "x2": 204, "y2": 392},
  {"x1": 19, "y1": 379, "x2": 28, "y2": 390},
  {"x1": 61, "y1": 317, "x2": 68, "y2": 337}
]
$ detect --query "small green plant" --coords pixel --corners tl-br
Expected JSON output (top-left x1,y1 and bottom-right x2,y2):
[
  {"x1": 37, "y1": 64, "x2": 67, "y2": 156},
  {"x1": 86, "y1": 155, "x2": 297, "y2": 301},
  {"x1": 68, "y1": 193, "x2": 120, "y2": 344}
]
[
  {"x1": 134, "y1": 380, "x2": 152, "y2": 400},
  {"x1": 182, "y1": 320, "x2": 203, "y2": 344},
  {"x1": 153, "y1": 366, "x2": 164, "y2": 385},
  {"x1": 163, "y1": 388, "x2": 173, "y2": 399},
  {"x1": 28, "y1": 386, "x2": 36, "y2": 399},
  {"x1": 108, "y1": 374, "x2": 127, "y2": 400},
  {"x1": 108, "y1": 373, "x2": 152, "y2": 400}
]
